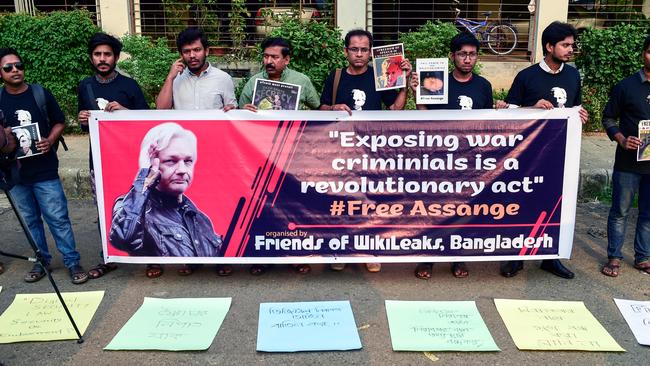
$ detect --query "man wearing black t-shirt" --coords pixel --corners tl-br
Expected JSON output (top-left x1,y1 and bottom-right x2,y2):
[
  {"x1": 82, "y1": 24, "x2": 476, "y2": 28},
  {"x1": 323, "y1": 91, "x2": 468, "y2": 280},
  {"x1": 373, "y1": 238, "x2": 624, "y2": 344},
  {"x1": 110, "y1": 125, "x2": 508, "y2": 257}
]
[
  {"x1": 409, "y1": 32, "x2": 493, "y2": 280},
  {"x1": 496, "y1": 21, "x2": 588, "y2": 279},
  {"x1": 320, "y1": 29, "x2": 411, "y2": 272},
  {"x1": 320, "y1": 29, "x2": 411, "y2": 115},
  {"x1": 0, "y1": 48, "x2": 87, "y2": 284},
  {"x1": 77, "y1": 33, "x2": 149, "y2": 280},
  {"x1": 600, "y1": 35, "x2": 650, "y2": 277}
]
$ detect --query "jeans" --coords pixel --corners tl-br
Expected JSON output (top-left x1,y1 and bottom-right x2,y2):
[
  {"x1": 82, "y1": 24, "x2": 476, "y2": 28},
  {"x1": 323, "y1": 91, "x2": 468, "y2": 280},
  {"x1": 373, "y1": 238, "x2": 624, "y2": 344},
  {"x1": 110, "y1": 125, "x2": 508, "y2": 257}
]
[
  {"x1": 9, "y1": 178, "x2": 80, "y2": 268},
  {"x1": 606, "y1": 170, "x2": 650, "y2": 263}
]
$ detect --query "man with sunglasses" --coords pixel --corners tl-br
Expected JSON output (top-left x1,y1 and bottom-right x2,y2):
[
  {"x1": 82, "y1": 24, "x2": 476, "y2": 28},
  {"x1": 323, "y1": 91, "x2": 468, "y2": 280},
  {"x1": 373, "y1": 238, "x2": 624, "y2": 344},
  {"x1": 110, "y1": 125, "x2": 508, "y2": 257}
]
[
  {"x1": 320, "y1": 29, "x2": 411, "y2": 115},
  {"x1": 319, "y1": 29, "x2": 412, "y2": 273},
  {"x1": 408, "y1": 32, "x2": 493, "y2": 280},
  {"x1": 77, "y1": 32, "x2": 149, "y2": 280},
  {"x1": 0, "y1": 48, "x2": 87, "y2": 284}
]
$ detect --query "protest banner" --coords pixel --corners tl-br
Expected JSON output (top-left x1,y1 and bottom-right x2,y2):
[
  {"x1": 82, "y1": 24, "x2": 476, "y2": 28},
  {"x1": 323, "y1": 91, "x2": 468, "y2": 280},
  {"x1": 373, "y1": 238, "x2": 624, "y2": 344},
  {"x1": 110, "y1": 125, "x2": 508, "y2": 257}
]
[{"x1": 90, "y1": 108, "x2": 581, "y2": 264}]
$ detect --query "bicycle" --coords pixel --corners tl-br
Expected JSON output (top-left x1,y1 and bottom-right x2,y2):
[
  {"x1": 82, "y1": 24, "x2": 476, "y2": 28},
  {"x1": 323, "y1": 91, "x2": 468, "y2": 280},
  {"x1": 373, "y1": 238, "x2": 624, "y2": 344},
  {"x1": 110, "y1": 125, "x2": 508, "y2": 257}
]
[{"x1": 454, "y1": 9, "x2": 518, "y2": 56}]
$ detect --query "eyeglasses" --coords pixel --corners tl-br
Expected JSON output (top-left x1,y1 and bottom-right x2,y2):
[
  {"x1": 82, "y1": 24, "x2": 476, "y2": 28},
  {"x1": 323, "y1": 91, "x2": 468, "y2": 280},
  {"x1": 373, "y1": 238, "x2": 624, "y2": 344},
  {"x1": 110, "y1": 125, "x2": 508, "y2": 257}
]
[
  {"x1": 2, "y1": 62, "x2": 24, "y2": 72},
  {"x1": 455, "y1": 52, "x2": 478, "y2": 60},
  {"x1": 347, "y1": 47, "x2": 370, "y2": 54}
]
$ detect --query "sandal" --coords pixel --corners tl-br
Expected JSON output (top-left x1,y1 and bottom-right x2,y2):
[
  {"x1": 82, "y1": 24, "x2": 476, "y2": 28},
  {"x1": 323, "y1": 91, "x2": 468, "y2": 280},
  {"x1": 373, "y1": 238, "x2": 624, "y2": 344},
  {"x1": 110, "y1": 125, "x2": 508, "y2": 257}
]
[
  {"x1": 601, "y1": 259, "x2": 621, "y2": 277},
  {"x1": 366, "y1": 263, "x2": 382, "y2": 273},
  {"x1": 24, "y1": 263, "x2": 48, "y2": 283},
  {"x1": 415, "y1": 263, "x2": 433, "y2": 280},
  {"x1": 250, "y1": 264, "x2": 270, "y2": 276},
  {"x1": 177, "y1": 264, "x2": 198, "y2": 276},
  {"x1": 634, "y1": 260, "x2": 650, "y2": 274},
  {"x1": 452, "y1": 262, "x2": 469, "y2": 278},
  {"x1": 216, "y1": 264, "x2": 233, "y2": 277},
  {"x1": 145, "y1": 264, "x2": 163, "y2": 278},
  {"x1": 69, "y1": 265, "x2": 89, "y2": 284},
  {"x1": 292, "y1": 264, "x2": 311, "y2": 274},
  {"x1": 330, "y1": 263, "x2": 346, "y2": 271},
  {"x1": 88, "y1": 263, "x2": 118, "y2": 279}
]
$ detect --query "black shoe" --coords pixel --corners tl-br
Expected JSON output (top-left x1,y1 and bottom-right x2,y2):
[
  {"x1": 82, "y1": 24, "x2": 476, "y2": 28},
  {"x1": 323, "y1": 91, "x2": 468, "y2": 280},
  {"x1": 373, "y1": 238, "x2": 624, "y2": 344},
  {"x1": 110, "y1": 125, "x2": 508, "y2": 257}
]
[
  {"x1": 500, "y1": 260, "x2": 524, "y2": 277},
  {"x1": 540, "y1": 259, "x2": 575, "y2": 279}
]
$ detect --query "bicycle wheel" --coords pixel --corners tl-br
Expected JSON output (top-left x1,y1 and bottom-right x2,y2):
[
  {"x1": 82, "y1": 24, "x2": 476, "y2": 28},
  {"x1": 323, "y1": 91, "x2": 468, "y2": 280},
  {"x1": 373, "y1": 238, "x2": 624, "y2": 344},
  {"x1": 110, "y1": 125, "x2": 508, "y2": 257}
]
[{"x1": 486, "y1": 24, "x2": 517, "y2": 55}]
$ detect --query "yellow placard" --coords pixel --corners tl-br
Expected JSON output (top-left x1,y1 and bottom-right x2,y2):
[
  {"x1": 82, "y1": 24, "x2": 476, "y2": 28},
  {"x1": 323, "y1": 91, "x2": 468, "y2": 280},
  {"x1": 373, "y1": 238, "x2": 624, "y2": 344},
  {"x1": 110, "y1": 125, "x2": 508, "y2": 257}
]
[
  {"x1": 494, "y1": 299, "x2": 624, "y2": 352},
  {"x1": 0, "y1": 291, "x2": 104, "y2": 343}
]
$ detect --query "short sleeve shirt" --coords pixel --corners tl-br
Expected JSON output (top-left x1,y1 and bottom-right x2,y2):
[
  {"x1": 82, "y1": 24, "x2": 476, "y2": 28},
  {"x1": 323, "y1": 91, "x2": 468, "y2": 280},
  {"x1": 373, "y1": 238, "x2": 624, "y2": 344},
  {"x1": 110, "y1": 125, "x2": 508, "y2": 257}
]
[
  {"x1": 172, "y1": 63, "x2": 237, "y2": 109},
  {"x1": 321, "y1": 67, "x2": 398, "y2": 111},
  {"x1": 424, "y1": 73, "x2": 493, "y2": 110}
]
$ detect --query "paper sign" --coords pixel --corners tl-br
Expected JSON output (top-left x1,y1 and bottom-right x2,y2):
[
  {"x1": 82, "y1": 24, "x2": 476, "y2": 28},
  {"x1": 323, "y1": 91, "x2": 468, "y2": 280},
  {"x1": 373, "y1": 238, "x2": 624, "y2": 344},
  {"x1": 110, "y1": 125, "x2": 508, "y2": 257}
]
[
  {"x1": 614, "y1": 298, "x2": 650, "y2": 345},
  {"x1": 105, "y1": 297, "x2": 231, "y2": 351},
  {"x1": 385, "y1": 300, "x2": 499, "y2": 351},
  {"x1": 494, "y1": 299, "x2": 624, "y2": 351},
  {"x1": 0, "y1": 291, "x2": 104, "y2": 343},
  {"x1": 256, "y1": 300, "x2": 362, "y2": 352}
]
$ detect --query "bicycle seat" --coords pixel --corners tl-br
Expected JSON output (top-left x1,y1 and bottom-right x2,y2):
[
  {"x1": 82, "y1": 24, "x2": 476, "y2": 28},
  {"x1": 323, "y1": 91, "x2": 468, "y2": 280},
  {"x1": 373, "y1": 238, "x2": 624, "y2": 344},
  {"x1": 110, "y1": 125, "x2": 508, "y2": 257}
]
[{"x1": 482, "y1": 11, "x2": 492, "y2": 17}]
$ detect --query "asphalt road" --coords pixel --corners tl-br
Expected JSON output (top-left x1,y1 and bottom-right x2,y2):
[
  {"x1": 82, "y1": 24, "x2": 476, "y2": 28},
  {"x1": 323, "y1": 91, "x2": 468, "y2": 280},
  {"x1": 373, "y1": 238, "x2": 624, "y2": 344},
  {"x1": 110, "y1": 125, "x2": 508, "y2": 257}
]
[{"x1": 0, "y1": 199, "x2": 648, "y2": 366}]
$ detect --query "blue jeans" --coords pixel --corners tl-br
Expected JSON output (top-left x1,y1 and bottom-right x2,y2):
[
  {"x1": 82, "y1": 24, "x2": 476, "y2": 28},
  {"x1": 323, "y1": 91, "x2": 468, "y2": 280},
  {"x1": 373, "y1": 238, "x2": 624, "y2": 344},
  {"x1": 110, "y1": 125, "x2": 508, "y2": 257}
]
[
  {"x1": 9, "y1": 179, "x2": 80, "y2": 269},
  {"x1": 607, "y1": 170, "x2": 650, "y2": 263}
]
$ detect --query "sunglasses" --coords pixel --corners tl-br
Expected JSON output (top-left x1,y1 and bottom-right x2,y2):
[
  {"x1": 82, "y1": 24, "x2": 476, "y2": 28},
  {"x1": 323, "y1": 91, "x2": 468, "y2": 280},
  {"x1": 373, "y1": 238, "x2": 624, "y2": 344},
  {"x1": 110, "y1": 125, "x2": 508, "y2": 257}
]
[{"x1": 2, "y1": 62, "x2": 24, "y2": 72}]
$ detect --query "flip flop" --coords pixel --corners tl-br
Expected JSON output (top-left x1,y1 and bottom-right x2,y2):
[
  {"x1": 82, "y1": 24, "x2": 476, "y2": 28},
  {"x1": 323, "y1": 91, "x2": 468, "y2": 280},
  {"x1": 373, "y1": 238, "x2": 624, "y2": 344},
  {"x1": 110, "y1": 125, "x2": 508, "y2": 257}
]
[
  {"x1": 451, "y1": 262, "x2": 469, "y2": 278},
  {"x1": 145, "y1": 264, "x2": 163, "y2": 278},
  {"x1": 88, "y1": 263, "x2": 118, "y2": 279},
  {"x1": 250, "y1": 264, "x2": 270, "y2": 276},
  {"x1": 601, "y1": 259, "x2": 621, "y2": 277},
  {"x1": 216, "y1": 264, "x2": 233, "y2": 277},
  {"x1": 415, "y1": 263, "x2": 433, "y2": 280}
]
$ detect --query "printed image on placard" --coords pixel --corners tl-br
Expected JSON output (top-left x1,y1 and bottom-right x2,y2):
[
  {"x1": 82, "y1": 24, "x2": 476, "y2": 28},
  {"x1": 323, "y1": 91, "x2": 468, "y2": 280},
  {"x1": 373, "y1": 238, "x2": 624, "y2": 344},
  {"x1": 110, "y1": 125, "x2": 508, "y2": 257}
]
[
  {"x1": 11, "y1": 123, "x2": 43, "y2": 159},
  {"x1": 252, "y1": 79, "x2": 302, "y2": 111},
  {"x1": 416, "y1": 58, "x2": 449, "y2": 105},
  {"x1": 372, "y1": 43, "x2": 406, "y2": 91},
  {"x1": 637, "y1": 120, "x2": 650, "y2": 161}
]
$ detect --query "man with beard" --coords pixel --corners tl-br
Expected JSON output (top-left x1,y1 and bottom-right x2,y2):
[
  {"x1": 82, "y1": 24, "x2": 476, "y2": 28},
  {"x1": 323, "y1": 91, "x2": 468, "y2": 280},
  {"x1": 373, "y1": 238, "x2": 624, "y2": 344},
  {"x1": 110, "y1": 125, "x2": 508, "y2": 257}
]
[
  {"x1": 0, "y1": 48, "x2": 87, "y2": 284},
  {"x1": 77, "y1": 32, "x2": 149, "y2": 279},
  {"x1": 156, "y1": 27, "x2": 237, "y2": 110},
  {"x1": 237, "y1": 37, "x2": 320, "y2": 275},
  {"x1": 238, "y1": 37, "x2": 320, "y2": 111},
  {"x1": 496, "y1": 21, "x2": 588, "y2": 279},
  {"x1": 409, "y1": 32, "x2": 493, "y2": 280}
]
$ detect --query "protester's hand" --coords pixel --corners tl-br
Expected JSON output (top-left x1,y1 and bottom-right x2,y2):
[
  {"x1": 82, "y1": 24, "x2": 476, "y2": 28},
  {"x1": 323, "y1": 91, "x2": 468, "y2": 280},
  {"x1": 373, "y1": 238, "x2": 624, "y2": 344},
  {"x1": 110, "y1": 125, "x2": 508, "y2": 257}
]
[
  {"x1": 331, "y1": 103, "x2": 352, "y2": 116},
  {"x1": 223, "y1": 104, "x2": 236, "y2": 112},
  {"x1": 167, "y1": 58, "x2": 185, "y2": 80},
  {"x1": 0, "y1": 127, "x2": 16, "y2": 153},
  {"x1": 143, "y1": 157, "x2": 161, "y2": 192},
  {"x1": 495, "y1": 100, "x2": 509, "y2": 109},
  {"x1": 78, "y1": 110, "x2": 90, "y2": 126},
  {"x1": 401, "y1": 58, "x2": 412, "y2": 75},
  {"x1": 104, "y1": 101, "x2": 126, "y2": 112},
  {"x1": 36, "y1": 138, "x2": 52, "y2": 154},
  {"x1": 533, "y1": 99, "x2": 554, "y2": 109},
  {"x1": 620, "y1": 136, "x2": 641, "y2": 150},
  {"x1": 409, "y1": 72, "x2": 419, "y2": 94},
  {"x1": 579, "y1": 107, "x2": 589, "y2": 125},
  {"x1": 243, "y1": 104, "x2": 258, "y2": 113}
]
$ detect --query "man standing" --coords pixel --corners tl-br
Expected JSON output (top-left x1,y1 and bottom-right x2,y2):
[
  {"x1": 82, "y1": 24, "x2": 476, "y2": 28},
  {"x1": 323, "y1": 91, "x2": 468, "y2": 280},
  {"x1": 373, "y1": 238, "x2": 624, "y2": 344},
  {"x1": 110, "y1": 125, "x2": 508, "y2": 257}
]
[
  {"x1": 78, "y1": 32, "x2": 149, "y2": 279},
  {"x1": 238, "y1": 37, "x2": 320, "y2": 275},
  {"x1": 320, "y1": 29, "x2": 411, "y2": 115},
  {"x1": 410, "y1": 32, "x2": 493, "y2": 280},
  {"x1": 0, "y1": 48, "x2": 87, "y2": 284},
  {"x1": 600, "y1": 35, "x2": 650, "y2": 277},
  {"x1": 110, "y1": 122, "x2": 223, "y2": 258},
  {"x1": 239, "y1": 37, "x2": 320, "y2": 111},
  {"x1": 496, "y1": 21, "x2": 588, "y2": 279},
  {"x1": 155, "y1": 27, "x2": 236, "y2": 276},
  {"x1": 320, "y1": 29, "x2": 412, "y2": 272},
  {"x1": 156, "y1": 27, "x2": 237, "y2": 110}
]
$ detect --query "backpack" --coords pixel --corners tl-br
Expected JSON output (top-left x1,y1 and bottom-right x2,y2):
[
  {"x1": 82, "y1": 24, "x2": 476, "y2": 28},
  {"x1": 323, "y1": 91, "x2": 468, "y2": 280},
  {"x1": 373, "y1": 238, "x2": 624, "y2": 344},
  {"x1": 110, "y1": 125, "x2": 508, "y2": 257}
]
[{"x1": 0, "y1": 83, "x2": 68, "y2": 151}]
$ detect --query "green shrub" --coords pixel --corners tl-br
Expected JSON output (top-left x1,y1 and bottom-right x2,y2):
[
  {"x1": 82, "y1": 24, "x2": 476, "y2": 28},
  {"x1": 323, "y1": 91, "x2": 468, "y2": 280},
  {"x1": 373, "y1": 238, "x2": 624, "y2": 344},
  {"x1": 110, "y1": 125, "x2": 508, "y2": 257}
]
[
  {"x1": 0, "y1": 10, "x2": 100, "y2": 132},
  {"x1": 576, "y1": 24, "x2": 647, "y2": 131},
  {"x1": 400, "y1": 21, "x2": 459, "y2": 60},
  {"x1": 267, "y1": 19, "x2": 347, "y2": 94},
  {"x1": 118, "y1": 34, "x2": 179, "y2": 106}
]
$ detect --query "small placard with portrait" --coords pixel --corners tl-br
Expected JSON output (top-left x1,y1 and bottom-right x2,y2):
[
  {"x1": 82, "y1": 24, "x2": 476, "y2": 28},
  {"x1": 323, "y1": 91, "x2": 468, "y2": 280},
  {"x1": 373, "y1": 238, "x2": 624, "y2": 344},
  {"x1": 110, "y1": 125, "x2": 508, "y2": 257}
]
[
  {"x1": 12, "y1": 123, "x2": 43, "y2": 159},
  {"x1": 638, "y1": 120, "x2": 650, "y2": 161},
  {"x1": 416, "y1": 58, "x2": 449, "y2": 105}
]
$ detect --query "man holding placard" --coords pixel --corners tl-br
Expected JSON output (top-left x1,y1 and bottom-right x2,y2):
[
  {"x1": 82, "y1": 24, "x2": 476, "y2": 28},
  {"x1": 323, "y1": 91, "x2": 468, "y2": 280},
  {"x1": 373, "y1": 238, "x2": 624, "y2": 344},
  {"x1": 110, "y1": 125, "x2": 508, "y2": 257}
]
[
  {"x1": 409, "y1": 32, "x2": 493, "y2": 280},
  {"x1": 600, "y1": 35, "x2": 650, "y2": 277}
]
